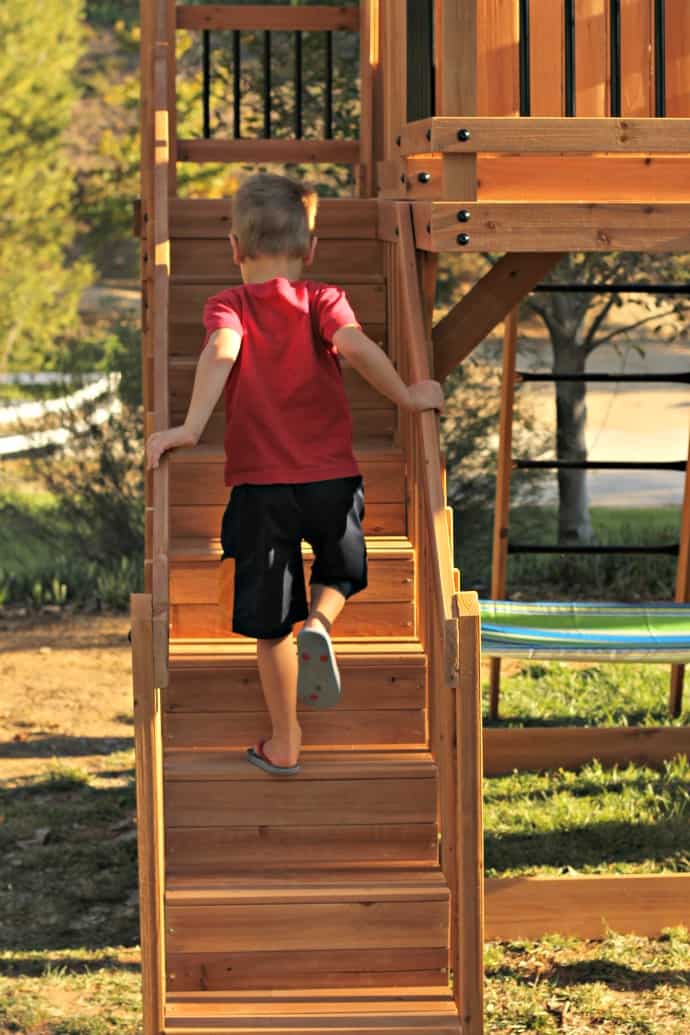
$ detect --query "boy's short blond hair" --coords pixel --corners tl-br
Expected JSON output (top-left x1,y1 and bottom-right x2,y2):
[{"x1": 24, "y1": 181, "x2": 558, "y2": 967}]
[{"x1": 231, "y1": 173, "x2": 318, "y2": 259}]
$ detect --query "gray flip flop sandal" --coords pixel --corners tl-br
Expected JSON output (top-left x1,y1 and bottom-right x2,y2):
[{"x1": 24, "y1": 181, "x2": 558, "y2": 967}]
[
  {"x1": 246, "y1": 741, "x2": 301, "y2": 776},
  {"x1": 296, "y1": 627, "x2": 341, "y2": 709}
]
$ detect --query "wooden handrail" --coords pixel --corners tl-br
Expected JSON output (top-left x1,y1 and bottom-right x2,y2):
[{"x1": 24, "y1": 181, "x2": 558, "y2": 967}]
[
  {"x1": 395, "y1": 203, "x2": 458, "y2": 686},
  {"x1": 176, "y1": 4, "x2": 360, "y2": 32},
  {"x1": 151, "y1": 41, "x2": 171, "y2": 688}
]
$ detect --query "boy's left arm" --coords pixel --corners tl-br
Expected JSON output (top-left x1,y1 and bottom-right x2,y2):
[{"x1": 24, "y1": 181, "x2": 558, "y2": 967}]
[{"x1": 145, "y1": 328, "x2": 241, "y2": 470}]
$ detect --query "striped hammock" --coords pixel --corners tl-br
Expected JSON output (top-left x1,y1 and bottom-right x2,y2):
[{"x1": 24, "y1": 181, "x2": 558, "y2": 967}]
[{"x1": 479, "y1": 600, "x2": 690, "y2": 662}]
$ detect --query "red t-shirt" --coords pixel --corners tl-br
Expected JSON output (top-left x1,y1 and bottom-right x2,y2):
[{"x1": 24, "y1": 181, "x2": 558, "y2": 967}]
[{"x1": 202, "y1": 277, "x2": 362, "y2": 487}]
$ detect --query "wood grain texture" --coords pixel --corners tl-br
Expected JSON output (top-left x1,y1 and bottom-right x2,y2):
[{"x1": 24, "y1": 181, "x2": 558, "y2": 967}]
[
  {"x1": 166, "y1": 946, "x2": 447, "y2": 991},
  {"x1": 421, "y1": 201, "x2": 690, "y2": 252},
  {"x1": 176, "y1": 4, "x2": 360, "y2": 31},
  {"x1": 169, "y1": 198, "x2": 379, "y2": 239},
  {"x1": 166, "y1": 823, "x2": 438, "y2": 874},
  {"x1": 130, "y1": 594, "x2": 166, "y2": 1035},
  {"x1": 484, "y1": 725, "x2": 690, "y2": 776},
  {"x1": 485, "y1": 874, "x2": 690, "y2": 939}
]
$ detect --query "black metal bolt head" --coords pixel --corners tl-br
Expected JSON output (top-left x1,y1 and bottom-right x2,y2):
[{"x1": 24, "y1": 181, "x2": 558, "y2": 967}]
[
  {"x1": 426, "y1": 128, "x2": 431, "y2": 142},
  {"x1": 457, "y1": 210, "x2": 471, "y2": 223},
  {"x1": 457, "y1": 233, "x2": 471, "y2": 246},
  {"x1": 396, "y1": 135, "x2": 401, "y2": 146},
  {"x1": 400, "y1": 174, "x2": 406, "y2": 184},
  {"x1": 457, "y1": 128, "x2": 471, "y2": 142},
  {"x1": 417, "y1": 171, "x2": 431, "y2": 184}
]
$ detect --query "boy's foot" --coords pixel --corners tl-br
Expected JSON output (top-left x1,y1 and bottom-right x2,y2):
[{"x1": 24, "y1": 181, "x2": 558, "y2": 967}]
[
  {"x1": 296, "y1": 626, "x2": 341, "y2": 709},
  {"x1": 247, "y1": 738, "x2": 301, "y2": 776}
]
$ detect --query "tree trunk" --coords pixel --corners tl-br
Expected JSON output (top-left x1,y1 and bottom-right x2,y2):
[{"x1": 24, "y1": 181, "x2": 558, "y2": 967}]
[{"x1": 552, "y1": 331, "x2": 594, "y2": 545}]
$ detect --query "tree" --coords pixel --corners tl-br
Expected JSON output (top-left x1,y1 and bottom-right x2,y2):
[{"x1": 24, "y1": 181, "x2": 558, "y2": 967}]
[
  {"x1": 0, "y1": 0, "x2": 92, "y2": 372},
  {"x1": 525, "y1": 251, "x2": 690, "y2": 545}
]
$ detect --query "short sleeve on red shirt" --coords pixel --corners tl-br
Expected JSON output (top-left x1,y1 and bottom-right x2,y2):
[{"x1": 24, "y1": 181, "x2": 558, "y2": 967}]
[
  {"x1": 203, "y1": 291, "x2": 244, "y2": 347},
  {"x1": 312, "y1": 284, "x2": 360, "y2": 345}
]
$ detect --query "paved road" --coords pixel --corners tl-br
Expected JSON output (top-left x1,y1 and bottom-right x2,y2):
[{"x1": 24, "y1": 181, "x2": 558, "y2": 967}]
[{"x1": 515, "y1": 338, "x2": 690, "y2": 507}]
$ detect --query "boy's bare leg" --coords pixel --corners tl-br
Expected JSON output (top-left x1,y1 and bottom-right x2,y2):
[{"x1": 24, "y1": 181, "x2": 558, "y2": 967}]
[
  {"x1": 256, "y1": 587, "x2": 346, "y2": 766},
  {"x1": 256, "y1": 634, "x2": 301, "y2": 767},
  {"x1": 303, "y1": 583, "x2": 347, "y2": 634}
]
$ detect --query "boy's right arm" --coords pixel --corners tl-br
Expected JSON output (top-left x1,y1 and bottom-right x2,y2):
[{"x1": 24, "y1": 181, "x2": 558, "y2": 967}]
[
  {"x1": 146, "y1": 328, "x2": 241, "y2": 470},
  {"x1": 332, "y1": 325, "x2": 444, "y2": 413}
]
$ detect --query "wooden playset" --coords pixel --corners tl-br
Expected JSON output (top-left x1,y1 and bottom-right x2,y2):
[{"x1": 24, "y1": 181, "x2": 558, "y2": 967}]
[{"x1": 132, "y1": 3, "x2": 690, "y2": 1033}]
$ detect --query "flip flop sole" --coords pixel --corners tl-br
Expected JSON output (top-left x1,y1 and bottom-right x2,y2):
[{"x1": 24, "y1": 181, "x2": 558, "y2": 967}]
[
  {"x1": 296, "y1": 628, "x2": 341, "y2": 709},
  {"x1": 246, "y1": 747, "x2": 301, "y2": 776}
]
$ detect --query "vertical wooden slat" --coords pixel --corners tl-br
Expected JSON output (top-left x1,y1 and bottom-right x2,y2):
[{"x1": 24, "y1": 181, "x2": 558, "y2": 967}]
[
  {"x1": 621, "y1": 0, "x2": 653, "y2": 115},
  {"x1": 576, "y1": 0, "x2": 609, "y2": 116},
  {"x1": 164, "y1": 0, "x2": 177, "y2": 195},
  {"x1": 489, "y1": 307, "x2": 518, "y2": 720},
  {"x1": 359, "y1": 0, "x2": 378, "y2": 196},
  {"x1": 477, "y1": 0, "x2": 519, "y2": 116},
  {"x1": 666, "y1": 0, "x2": 690, "y2": 115},
  {"x1": 670, "y1": 429, "x2": 690, "y2": 716},
  {"x1": 141, "y1": 1, "x2": 155, "y2": 579},
  {"x1": 131, "y1": 593, "x2": 167, "y2": 1035},
  {"x1": 530, "y1": 0, "x2": 564, "y2": 115},
  {"x1": 435, "y1": 0, "x2": 477, "y2": 114},
  {"x1": 455, "y1": 591, "x2": 484, "y2": 1035}
]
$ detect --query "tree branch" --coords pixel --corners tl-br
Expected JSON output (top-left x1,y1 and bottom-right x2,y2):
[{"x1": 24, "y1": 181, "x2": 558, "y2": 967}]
[{"x1": 588, "y1": 305, "x2": 690, "y2": 350}]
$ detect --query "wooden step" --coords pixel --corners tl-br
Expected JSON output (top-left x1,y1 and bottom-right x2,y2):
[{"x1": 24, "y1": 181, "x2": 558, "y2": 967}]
[
  {"x1": 164, "y1": 633, "x2": 426, "y2": 751},
  {"x1": 165, "y1": 444, "x2": 407, "y2": 537},
  {"x1": 164, "y1": 750, "x2": 438, "y2": 873},
  {"x1": 165, "y1": 871, "x2": 450, "y2": 994},
  {"x1": 168, "y1": 535, "x2": 415, "y2": 640},
  {"x1": 164, "y1": 987, "x2": 460, "y2": 1032}
]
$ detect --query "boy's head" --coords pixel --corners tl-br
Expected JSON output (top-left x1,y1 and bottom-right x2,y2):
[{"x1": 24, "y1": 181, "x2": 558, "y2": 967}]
[{"x1": 230, "y1": 173, "x2": 318, "y2": 262}]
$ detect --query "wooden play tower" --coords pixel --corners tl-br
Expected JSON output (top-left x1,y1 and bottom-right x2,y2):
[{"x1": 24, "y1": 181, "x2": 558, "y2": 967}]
[{"x1": 132, "y1": 3, "x2": 690, "y2": 1033}]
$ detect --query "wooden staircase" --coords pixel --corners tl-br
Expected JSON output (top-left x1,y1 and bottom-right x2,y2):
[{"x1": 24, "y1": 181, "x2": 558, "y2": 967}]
[
  {"x1": 133, "y1": 4, "x2": 484, "y2": 1032},
  {"x1": 132, "y1": 195, "x2": 484, "y2": 1033}
]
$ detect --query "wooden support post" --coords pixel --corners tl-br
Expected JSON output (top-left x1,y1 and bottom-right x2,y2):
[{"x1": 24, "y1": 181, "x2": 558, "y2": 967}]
[
  {"x1": 359, "y1": 0, "x2": 379, "y2": 197},
  {"x1": 670, "y1": 428, "x2": 690, "y2": 716},
  {"x1": 380, "y1": 0, "x2": 406, "y2": 162},
  {"x1": 434, "y1": 0, "x2": 477, "y2": 199},
  {"x1": 455, "y1": 590, "x2": 484, "y2": 1035},
  {"x1": 164, "y1": 0, "x2": 177, "y2": 196},
  {"x1": 131, "y1": 593, "x2": 167, "y2": 1035},
  {"x1": 489, "y1": 307, "x2": 518, "y2": 720}
]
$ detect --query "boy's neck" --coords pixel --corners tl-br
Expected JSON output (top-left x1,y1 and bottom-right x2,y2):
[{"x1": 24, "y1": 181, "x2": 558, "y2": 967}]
[{"x1": 240, "y1": 255, "x2": 305, "y2": 284}]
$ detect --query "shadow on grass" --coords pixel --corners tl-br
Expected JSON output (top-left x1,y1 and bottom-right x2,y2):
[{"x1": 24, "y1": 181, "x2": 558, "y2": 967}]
[
  {"x1": 489, "y1": 958, "x2": 690, "y2": 991},
  {"x1": 1, "y1": 774, "x2": 139, "y2": 952},
  {"x1": 486, "y1": 818, "x2": 690, "y2": 874},
  {"x1": 485, "y1": 771, "x2": 689, "y2": 805},
  {"x1": 0, "y1": 953, "x2": 140, "y2": 977},
  {"x1": 0, "y1": 735, "x2": 134, "y2": 759},
  {"x1": 483, "y1": 708, "x2": 686, "y2": 729}
]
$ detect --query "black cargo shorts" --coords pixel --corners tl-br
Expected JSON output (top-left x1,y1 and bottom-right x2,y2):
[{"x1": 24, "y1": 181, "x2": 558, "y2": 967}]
[{"x1": 219, "y1": 475, "x2": 368, "y2": 639}]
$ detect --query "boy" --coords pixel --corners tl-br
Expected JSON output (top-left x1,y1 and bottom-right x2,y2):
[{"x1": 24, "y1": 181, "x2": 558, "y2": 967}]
[{"x1": 146, "y1": 173, "x2": 443, "y2": 776}]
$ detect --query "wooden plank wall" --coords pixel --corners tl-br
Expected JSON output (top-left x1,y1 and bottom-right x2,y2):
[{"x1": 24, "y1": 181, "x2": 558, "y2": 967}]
[{"x1": 474, "y1": 0, "x2": 690, "y2": 117}]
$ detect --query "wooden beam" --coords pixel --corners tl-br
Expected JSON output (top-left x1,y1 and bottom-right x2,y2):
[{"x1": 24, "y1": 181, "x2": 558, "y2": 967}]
[
  {"x1": 484, "y1": 725, "x2": 690, "y2": 777},
  {"x1": 380, "y1": 0, "x2": 406, "y2": 160},
  {"x1": 400, "y1": 116, "x2": 690, "y2": 155},
  {"x1": 177, "y1": 139, "x2": 360, "y2": 165},
  {"x1": 485, "y1": 874, "x2": 690, "y2": 940},
  {"x1": 431, "y1": 253, "x2": 562, "y2": 381},
  {"x1": 418, "y1": 201, "x2": 690, "y2": 253},
  {"x1": 131, "y1": 593, "x2": 167, "y2": 1035},
  {"x1": 455, "y1": 591, "x2": 484, "y2": 1033},
  {"x1": 359, "y1": 0, "x2": 378, "y2": 197},
  {"x1": 488, "y1": 307, "x2": 519, "y2": 720},
  {"x1": 176, "y1": 5, "x2": 360, "y2": 31}
]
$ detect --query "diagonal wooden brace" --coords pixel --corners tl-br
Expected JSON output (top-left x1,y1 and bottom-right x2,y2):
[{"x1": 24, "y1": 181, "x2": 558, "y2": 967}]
[{"x1": 432, "y1": 252, "x2": 564, "y2": 381}]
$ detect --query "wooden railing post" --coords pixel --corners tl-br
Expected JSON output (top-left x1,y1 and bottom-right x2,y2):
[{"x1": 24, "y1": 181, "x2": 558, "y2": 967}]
[
  {"x1": 131, "y1": 593, "x2": 167, "y2": 1035},
  {"x1": 455, "y1": 590, "x2": 485, "y2": 1035}
]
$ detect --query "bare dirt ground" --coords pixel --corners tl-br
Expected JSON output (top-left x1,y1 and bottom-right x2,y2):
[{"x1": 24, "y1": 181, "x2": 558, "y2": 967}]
[{"x1": 0, "y1": 610, "x2": 133, "y2": 784}]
